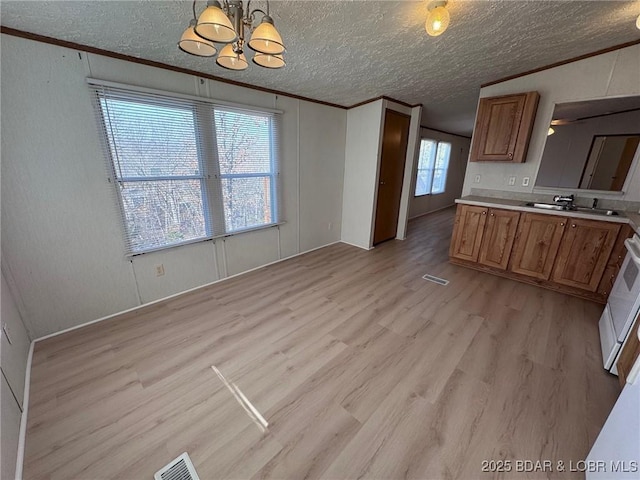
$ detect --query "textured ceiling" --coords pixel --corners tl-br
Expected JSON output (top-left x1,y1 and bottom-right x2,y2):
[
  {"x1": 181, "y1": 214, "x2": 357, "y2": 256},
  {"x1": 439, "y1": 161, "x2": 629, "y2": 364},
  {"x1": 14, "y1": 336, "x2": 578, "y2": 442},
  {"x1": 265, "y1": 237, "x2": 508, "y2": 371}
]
[{"x1": 2, "y1": 1, "x2": 640, "y2": 135}]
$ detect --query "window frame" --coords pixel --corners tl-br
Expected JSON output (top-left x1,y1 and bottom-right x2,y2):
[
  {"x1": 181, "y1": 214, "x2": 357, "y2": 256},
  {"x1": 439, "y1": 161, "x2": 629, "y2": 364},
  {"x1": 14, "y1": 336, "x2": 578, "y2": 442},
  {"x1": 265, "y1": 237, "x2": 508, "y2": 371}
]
[
  {"x1": 414, "y1": 138, "x2": 452, "y2": 197},
  {"x1": 91, "y1": 80, "x2": 283, "y2": 256}
]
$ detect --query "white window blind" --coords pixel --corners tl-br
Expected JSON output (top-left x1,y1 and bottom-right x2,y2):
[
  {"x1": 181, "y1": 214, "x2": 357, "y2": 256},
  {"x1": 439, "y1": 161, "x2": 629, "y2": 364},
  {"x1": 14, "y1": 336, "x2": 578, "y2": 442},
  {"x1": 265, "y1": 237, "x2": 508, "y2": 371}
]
[
  {"x1": 90, "y1": 83, "x2": 282, "y2": 255},
  {"x1": 415, "y1": 139, "x2": 451, "y2": 196}
]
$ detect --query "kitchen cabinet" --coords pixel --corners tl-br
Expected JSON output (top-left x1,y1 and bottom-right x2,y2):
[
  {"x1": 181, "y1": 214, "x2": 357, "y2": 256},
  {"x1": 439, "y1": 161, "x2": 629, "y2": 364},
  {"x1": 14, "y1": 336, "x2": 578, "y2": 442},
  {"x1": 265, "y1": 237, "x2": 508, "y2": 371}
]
[
  {"x1": 597, "y1": 225, "x2": 634, "y2": 297},
  {"x1": 470, "y1": 91, "x2": 539, "y2": 163},
  {"x1": 450, "y1": 204, "x2": 488, "y2": 262},
  {"x1": 551, "y1": 219, "x2": 620, "y2": 291},
  {"x1": 616, "y1": 313, "x2": 640, "y2": 386},
  {"x1": 509, "y1": 213, "x2": 566, "y2": 280},
  {"x1": 449, "y1": 203, "x2": 633, "y2": 303},
  {"x1": 478, "y1": 209, "x2": 520, "y2": 270}
]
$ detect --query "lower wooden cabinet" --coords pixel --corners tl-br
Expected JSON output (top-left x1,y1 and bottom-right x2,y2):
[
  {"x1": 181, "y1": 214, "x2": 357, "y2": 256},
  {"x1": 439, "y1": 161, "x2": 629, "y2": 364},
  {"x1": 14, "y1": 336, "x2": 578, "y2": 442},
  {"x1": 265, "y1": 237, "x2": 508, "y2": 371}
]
[
  {"x1": 509, "y1": 213, "x2": 566, "y2": 280},
  {"x1": 450, "y1": 204, "x2": 488, "y2": 262},
  {"x1": 449, "y1": 204, "x2": 633, "y2": 303},
  {"x1": 551, "y1": 219, "x2": 620, "y2": 292},
  {"x1": 478, "y1": 209, "x2": 520, "y2": 270}
]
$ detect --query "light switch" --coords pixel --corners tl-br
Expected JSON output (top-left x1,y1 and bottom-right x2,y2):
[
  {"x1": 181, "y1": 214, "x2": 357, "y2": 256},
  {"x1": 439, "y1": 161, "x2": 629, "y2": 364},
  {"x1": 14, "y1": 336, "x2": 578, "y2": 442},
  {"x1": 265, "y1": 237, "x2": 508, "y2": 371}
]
[
  {"x1": 522, "y1": 177, "x2": 530, "y2": 187},
  {"x1": 474, "y1": 174, "x2": 481, "y2": 183},
  {"x1": 508, "y1": 176, "x2": 516, "y2": 186}
]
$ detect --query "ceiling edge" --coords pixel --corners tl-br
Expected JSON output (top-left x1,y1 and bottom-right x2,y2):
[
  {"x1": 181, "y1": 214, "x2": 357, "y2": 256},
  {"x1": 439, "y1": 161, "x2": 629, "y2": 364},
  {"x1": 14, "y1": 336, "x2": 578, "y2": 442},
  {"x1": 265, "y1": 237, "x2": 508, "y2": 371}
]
[
  {"x1": 481, "y1": 38, "x2": 640, "y2": 89},
  {"x1": 0, "y1": 26, "x2": 422, "y2": 112}
]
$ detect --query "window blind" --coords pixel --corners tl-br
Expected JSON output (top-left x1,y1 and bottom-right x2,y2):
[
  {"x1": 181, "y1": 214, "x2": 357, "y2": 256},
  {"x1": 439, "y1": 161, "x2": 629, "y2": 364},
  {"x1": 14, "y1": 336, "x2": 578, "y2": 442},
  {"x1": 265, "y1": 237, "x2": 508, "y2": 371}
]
[{"x1": 90, "y1": 82, "x2": 282, "y2": 255}]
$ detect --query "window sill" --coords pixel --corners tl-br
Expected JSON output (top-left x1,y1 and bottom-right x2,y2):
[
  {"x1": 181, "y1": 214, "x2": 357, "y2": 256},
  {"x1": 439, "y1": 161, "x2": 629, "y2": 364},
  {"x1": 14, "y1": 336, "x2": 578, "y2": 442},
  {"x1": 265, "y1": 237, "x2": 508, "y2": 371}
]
[{"x1": 127, "y1": 222, "x2": 286, "y2": 257}]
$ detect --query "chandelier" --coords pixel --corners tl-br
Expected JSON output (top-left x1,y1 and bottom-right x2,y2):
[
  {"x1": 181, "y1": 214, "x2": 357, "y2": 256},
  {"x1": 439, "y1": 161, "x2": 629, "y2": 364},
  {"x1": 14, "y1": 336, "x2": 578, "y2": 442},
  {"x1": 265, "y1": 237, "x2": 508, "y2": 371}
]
[{"x1": 179, "y1": 0, "x2": 286, "y2": 70}]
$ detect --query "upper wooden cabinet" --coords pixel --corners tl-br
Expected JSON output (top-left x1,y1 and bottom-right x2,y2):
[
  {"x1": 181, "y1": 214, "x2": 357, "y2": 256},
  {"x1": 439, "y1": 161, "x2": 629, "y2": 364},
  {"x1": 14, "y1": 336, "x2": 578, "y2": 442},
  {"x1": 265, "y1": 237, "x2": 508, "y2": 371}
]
[
  {"x1": 470, "y1": 91, "x2": 540, "y2": 163},
  {"x1": 508, "y1": 212, "x2": 566, "y2": 280},
  {"x1": 551, "y1": 219, "x2": 620, "y2": 292},
  {"x1": 450, "y1": 204, "x2": 488, "y2": 262},
  {"x1": 478, "y1": 209, "x2": 520, "y2": 270}
]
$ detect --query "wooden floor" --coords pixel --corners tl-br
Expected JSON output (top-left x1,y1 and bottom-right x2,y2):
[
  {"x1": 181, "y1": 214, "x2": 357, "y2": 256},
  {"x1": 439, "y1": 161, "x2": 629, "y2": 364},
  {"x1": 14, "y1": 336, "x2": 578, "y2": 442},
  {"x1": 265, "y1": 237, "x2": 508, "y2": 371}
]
[{"x1": 24, "y1": 207, "x2": 621, "y2": 480}]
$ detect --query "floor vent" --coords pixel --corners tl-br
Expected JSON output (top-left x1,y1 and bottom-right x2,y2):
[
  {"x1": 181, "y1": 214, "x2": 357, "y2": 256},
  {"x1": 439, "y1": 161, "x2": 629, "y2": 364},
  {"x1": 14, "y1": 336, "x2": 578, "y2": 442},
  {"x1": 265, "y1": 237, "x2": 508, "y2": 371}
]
[
  {"x1": 422, "y1": 274, "x2": 449, "y2": 286},
  {"x1": 154, "y1": 452, "x2": 200, "y2": 480}
]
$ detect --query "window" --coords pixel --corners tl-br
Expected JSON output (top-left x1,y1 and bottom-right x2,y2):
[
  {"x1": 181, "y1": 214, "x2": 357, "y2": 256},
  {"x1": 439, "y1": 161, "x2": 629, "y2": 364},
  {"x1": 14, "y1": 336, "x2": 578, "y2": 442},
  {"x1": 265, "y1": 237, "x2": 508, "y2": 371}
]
[
  {"x1": 92, "y1": 83, "x2": 281, "y2": 255},
  {"x1": 415, "y1": 139, "x2": 451, "y2": 196}
]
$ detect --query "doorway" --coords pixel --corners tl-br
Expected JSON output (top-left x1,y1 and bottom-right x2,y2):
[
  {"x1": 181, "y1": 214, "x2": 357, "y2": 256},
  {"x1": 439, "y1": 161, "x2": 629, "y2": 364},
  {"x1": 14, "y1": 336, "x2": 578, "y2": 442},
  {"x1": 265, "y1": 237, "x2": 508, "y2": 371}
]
[{"x1": 373, "y1": 110, "x2": 411, "y2": 245}]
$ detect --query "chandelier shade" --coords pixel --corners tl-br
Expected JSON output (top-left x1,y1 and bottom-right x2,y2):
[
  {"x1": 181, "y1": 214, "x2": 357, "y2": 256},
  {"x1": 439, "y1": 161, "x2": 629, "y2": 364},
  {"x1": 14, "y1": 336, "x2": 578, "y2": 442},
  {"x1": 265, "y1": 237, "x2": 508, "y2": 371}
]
[
  {"x1": 178, "y1": 20, "x2": 218, "y2": 56},
  {"x1": 195, "y1": 2, "x2": 238, "y2": 43},
  {"x1": 248, "y1": 16, "x2": 285, "y2": 55},
  {"x1": 252, "y1": 52, "x2": 285, "y2": 69},
  {"x1": 216, "y1": 44, "x2": 249, "y2": 70}
]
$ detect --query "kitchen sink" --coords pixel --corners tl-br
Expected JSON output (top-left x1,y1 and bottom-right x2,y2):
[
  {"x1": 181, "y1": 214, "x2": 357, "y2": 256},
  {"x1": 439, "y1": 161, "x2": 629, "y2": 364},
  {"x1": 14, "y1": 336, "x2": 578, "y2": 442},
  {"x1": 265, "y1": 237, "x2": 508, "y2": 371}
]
[
  {"x1": 524, "y1": 202, "x2": 619, "y2": 216},
  {"x1": 525, "y1": 202, "x2": 566, "y2": 211},
  {"x1": 573, "y1": 206, "x2": 619, "y2": 216}
]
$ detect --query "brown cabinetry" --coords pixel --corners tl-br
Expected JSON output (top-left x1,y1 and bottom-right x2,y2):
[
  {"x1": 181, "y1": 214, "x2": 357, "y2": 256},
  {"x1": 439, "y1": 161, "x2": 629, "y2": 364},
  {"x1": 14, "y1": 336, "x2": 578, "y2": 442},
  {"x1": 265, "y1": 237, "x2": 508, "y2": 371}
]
[
  {"x1": 450, "y1": 205, "x2": 488, "y2": 262},
  {"x1": 509, "y1": 213, "x2": 566, "y2": 280},
  {"x1": 470, "y1": 91, "x2": 539, "y2": 163},
  {"x1": 551, "y1": 219, "x2": 620, "y2": 292},
  {"x1": 449, "y1": 204, "x2": 633, "y2": 303},
  {"x1": 478, "y1": 209, "x2": 520, "y2": 270}
]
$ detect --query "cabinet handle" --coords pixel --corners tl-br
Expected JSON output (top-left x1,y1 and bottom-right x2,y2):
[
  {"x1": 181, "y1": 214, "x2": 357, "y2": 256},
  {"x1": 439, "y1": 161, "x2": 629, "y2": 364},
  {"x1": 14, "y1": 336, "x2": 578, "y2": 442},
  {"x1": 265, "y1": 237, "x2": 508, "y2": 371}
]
[
  {"x1": 560, "y1": 222, "x2": 565, "y2": 226},
  {"x1": 571, "y1": 224, "x2": 576, "y2": 228},
  {"x1": 482, "y1": 211, "x2": 487, "y2": 215},
  {"x1": 490, "y1": 212, "x2": 495, "y2": 216},
  {"x1": 508, "y1": 152, "x2": 513, "y2": 159}
]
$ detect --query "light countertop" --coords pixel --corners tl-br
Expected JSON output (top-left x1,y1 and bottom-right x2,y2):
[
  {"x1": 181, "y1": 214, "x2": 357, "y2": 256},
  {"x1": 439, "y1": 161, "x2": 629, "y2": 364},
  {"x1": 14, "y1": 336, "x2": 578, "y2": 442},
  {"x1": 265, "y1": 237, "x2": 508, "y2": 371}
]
[{"x1": 455, "y1": 196, "x2": 640, "y2": 234}]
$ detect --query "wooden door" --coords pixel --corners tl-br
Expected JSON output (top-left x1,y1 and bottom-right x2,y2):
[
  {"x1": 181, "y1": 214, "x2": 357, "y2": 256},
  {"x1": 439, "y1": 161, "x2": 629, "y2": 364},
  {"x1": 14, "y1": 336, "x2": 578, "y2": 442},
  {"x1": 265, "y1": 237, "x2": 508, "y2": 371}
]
[
  {"x1": 478, "y1": 209, "x2": 520, "y2": 270},
  {"x1": 509, "y1": 213, "x2": 566, "y2": 280},
  {"x1": 551, "y1": 218, "x2": 620, "y2": 292},
  {"x1": 450, "y1": 204, "x2": 488, "y2": 262},
  {"x1": 470, "y1": 91, "x2": 539, "y2": 163},
  {"x1": 373, "y1": 110, "x2": 411, "y2": 245}
]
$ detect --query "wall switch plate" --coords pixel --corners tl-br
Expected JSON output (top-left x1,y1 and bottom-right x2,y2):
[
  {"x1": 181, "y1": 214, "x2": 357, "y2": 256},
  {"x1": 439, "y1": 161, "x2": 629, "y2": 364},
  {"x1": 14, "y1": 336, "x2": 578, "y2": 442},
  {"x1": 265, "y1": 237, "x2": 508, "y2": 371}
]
[
  {"x1": 155, "y1": 264, "x2": 165, "y2": 277},
  {"x1": 508, "y1": 176, "x2": 516, "y2": 186},
  {"x1": 474, "y1": 174, "x2": 481, "y2": 183},
  {"x1": 522, "y1": 177, "x2": 530, "y2": 187}
]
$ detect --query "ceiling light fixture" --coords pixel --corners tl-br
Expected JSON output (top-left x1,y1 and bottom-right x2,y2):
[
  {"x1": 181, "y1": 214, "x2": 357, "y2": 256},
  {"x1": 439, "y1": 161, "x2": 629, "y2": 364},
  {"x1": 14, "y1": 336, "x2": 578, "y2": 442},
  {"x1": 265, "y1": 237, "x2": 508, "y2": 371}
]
[
  {"x1": 636, "y1": 14, "x2": 640, "y2": 30},
  {"x1": 425, "y1": 0, "x2": 451, "y2": 37},
  {"x1": 548, "y1": 127, "x2": 555, "y2": 136},
  {"x1": 179, "y1": 0, "x2": 286, "y2": 70}
]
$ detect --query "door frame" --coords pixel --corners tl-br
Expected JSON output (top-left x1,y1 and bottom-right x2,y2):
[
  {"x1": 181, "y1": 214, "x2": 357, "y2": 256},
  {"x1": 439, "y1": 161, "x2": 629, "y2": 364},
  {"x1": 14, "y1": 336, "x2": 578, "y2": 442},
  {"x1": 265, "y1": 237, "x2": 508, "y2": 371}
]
[{"x1": 371, "y1": 108, "x2": 413, "y2": 247}]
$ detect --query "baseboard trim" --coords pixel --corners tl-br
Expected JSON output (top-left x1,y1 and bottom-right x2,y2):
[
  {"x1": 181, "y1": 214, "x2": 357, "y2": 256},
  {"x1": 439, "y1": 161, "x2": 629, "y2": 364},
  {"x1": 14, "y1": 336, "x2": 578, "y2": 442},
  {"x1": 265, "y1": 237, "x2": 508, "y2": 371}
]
[
  {"x1": 15, "y1": 340, "x2": 34, "y2": 480},
  {"x1": 34, "y1": 240, "x2": 342, "y2": 343},
  {"x1": 339, "y1": 240, "x2": 374, "y2": 251},
  {"x1": 408, "y1": 203, "x2": 456, "y2": 220}
]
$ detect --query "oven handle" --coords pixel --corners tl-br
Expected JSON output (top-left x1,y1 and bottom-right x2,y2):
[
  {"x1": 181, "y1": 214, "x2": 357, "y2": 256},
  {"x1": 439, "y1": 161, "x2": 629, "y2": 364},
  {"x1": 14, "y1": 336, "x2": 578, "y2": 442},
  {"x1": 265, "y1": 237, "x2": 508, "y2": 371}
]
[{"x1": 624, "y1": 236, "x2": 640, "y2": 267}]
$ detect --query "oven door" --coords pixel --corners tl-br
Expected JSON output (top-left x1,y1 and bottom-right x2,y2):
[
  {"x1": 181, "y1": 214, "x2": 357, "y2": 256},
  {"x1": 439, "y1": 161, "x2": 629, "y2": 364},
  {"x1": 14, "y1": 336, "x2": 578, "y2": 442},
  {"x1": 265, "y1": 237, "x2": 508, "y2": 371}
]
[{"x1": 608, "y1": 235, "x2": 640, "y2": 343}]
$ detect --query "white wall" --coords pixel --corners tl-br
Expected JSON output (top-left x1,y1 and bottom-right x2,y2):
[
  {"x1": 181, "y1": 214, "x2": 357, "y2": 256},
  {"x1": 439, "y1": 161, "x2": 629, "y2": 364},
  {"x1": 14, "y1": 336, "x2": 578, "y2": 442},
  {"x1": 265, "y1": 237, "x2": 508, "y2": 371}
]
[
  {"x1": 462, "y1": 44, "x2": 640, "y2": 201},
  {"x1": 341, "y1": 100, "x2": 385, "y2": 249},
  {"x1": 409, "y1": 128, "x2": 471, "y2": 219},
  {"x1": 1, "y1": 34, "x2": 347, "y2": 338}
]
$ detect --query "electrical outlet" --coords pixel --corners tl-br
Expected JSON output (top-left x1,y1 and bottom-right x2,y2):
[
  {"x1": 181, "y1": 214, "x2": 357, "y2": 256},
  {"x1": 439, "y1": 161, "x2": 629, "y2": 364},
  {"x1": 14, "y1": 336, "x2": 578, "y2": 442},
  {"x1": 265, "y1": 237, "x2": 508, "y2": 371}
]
[
  {"x1": 508, "y1": 176, "x2": 516, "y2": 186},
  {"x1": 156, "y1": 264, "x2": 165, "y2": 277},
  {"x1": 522, "y1": 177, "x2": 530, "y2": 187},
  {"x1": 474, "y1": 174, "x2": 481, "y2": 184}
]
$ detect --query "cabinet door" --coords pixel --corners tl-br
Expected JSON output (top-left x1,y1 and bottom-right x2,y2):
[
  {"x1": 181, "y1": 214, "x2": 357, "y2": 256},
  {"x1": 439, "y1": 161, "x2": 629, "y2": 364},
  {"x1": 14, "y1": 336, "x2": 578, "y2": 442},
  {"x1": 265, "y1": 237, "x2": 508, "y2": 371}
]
[
  {"x1": 478, "y1": 209, "x2": 520, "y2": 270},
  {"x1": 450, "y1": 204, "x2": 488, "y2": 262},
  {"x1": 470, "y1": 91, "x2": 539, "y2": 163},
  {"x1": 509, "y1": 213, "x2": 566, "y2": 280},
  {"x1": 551, "y1": 219, "x2": 620, "y2": 292}
]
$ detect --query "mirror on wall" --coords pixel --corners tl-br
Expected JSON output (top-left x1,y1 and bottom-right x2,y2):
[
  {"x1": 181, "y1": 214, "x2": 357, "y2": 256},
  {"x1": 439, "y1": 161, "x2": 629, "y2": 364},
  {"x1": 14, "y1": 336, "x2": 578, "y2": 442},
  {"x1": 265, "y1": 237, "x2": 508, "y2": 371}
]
[{"x1": 535, "y1": 96, "x2": 640, "y2": 191}]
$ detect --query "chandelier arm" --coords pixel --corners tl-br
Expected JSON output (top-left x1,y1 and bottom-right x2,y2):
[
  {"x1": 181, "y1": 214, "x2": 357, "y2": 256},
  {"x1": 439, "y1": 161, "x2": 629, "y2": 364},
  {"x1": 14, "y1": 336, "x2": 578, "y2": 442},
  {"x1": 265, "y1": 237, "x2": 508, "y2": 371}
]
[{"x1": 192, "y1": 0, "x2": 197, "y2": 20}]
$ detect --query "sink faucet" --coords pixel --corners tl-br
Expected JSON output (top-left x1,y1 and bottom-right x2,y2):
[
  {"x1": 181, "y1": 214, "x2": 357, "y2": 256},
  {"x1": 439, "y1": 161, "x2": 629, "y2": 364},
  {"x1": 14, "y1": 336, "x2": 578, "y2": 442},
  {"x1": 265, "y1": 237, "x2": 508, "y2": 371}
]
[{"x1": 553, "y1": 194, "x2": 575, "y2": 209}]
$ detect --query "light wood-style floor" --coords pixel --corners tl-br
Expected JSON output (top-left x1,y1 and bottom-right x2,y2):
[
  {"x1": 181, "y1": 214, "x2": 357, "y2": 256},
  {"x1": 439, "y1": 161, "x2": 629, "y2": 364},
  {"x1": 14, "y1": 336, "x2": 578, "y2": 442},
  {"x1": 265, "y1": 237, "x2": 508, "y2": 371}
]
[{"x1": 24, "y1": 207, "x2": 621, "y2": 480}]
